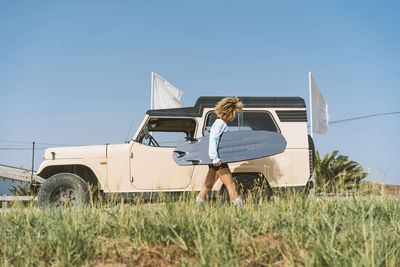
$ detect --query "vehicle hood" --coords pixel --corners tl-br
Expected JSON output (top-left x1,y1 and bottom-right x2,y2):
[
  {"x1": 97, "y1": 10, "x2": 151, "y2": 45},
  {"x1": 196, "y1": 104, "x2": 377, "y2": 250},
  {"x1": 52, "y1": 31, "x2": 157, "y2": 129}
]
[{"x1": 43, "y1": 145, "x2": 106, "y2": 160}]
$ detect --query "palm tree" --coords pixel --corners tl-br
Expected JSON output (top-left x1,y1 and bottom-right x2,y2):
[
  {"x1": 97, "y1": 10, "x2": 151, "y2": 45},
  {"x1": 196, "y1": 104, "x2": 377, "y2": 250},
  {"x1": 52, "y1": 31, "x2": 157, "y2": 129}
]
[
  {"x1": 10, "y1": 183, "x2": 34, "y2": 196},
  {"x1": 314, "y1": 150, "x2": 368, "y2": 192}
]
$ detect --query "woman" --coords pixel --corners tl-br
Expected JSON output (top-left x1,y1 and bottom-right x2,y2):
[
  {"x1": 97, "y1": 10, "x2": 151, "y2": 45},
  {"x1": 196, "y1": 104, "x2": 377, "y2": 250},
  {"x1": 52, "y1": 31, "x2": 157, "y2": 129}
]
[{"x1": 196, "y1": 97, "x2": 243, "y2": 205}]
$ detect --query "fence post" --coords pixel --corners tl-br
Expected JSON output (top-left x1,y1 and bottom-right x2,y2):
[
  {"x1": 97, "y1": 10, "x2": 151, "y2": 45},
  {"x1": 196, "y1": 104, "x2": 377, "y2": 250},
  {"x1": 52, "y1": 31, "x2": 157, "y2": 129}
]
[
  {"x1": 29, "y1": 141, "x2": 35, "y2": 193},
  {"x1": 2, "y1": 195, "x2": 7, "y2": 209}
]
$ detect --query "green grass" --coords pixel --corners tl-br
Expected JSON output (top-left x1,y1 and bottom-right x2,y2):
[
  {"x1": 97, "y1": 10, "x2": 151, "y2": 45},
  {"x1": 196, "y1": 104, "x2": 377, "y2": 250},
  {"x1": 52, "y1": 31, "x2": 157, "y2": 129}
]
[{"x1": 1, "y1": 192, "x2": 399, "y2": 266}]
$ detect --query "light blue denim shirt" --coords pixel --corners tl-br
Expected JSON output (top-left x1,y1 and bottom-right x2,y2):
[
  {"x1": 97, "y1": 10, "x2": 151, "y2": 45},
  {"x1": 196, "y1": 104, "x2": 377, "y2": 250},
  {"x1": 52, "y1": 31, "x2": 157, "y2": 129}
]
[{"x1": 208, "y1": 118, "x2": 229, "y2": 164}]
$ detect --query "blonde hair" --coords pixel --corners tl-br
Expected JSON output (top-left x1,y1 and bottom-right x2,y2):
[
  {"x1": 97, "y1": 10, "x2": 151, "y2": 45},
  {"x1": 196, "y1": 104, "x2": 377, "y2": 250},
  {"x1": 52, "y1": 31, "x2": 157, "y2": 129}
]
[{"x1": 215, "y1": 97, "x2": 243, "y2": 122}]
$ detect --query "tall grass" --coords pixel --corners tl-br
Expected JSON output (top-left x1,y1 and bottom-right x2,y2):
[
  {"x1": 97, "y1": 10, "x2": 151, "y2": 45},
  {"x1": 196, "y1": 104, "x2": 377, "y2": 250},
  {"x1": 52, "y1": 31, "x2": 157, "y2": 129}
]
[{"x1": 1, "y1": 191, "x2": 399, "y2": 266}]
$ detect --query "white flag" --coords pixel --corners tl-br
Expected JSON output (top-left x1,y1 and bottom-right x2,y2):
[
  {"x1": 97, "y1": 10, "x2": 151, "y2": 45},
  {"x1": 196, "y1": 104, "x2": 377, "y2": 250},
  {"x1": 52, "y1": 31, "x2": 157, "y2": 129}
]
[
  {"x1": 151, "y1": 72, "x2": 183, "y2": 109},
  {"x1": 309, "y1": 73, "x2": 329, "y2": 134}
]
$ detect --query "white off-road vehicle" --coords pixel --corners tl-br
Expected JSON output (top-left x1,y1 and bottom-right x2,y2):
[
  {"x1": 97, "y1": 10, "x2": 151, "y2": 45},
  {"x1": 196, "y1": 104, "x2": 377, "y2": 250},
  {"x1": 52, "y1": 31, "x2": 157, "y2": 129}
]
[{"x1": 36, "y1": 96, "x2": 314, "y2": 207}]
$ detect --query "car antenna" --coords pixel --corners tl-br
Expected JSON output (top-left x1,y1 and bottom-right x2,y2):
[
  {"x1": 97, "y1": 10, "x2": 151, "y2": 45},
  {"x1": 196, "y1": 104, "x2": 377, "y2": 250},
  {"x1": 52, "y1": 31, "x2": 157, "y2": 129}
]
[{"x1": 124, "y1": 119, "x2": 134, "y2": 143}]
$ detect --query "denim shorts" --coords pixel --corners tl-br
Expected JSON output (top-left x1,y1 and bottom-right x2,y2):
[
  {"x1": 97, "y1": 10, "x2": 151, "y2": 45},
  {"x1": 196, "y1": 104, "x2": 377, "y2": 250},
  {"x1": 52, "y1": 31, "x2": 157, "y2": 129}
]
[{"x1": 208, "y1": 163, "x2": 229, "y2": 171}]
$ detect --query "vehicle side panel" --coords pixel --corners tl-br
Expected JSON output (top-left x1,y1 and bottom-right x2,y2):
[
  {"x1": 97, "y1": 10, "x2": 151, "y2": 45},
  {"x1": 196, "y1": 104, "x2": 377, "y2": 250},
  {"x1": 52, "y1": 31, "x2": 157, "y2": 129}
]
[
  {"x1": 130, "y1": 142, "x2": 194, "y2": 190},
  {"x1": 105, "y1": 143, "x2": 131, "y2": 192}
]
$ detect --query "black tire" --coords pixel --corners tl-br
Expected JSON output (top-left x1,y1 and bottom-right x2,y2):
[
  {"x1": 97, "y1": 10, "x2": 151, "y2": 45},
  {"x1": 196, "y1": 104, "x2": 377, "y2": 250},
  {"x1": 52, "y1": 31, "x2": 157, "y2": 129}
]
[
  {"x1": 219, "y1": 174, "x2": 272, "y2": 202},
  {"x1": 38, "y1": 173, "x2": 90, "y2": 208}
]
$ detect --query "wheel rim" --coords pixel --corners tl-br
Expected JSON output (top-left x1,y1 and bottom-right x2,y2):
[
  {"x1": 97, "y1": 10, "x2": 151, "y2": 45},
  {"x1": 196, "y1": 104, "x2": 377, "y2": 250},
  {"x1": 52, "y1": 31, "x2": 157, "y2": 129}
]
[{"x1": 49, "y1": 186, "x2": 78, "y2": 207}]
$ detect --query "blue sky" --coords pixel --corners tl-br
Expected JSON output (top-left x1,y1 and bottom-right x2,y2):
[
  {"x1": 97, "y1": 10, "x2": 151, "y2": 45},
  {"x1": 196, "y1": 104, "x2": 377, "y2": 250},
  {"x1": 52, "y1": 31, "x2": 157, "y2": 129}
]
[{"x1": 1, "y1": 1, "x2": 399, "y2": 185}]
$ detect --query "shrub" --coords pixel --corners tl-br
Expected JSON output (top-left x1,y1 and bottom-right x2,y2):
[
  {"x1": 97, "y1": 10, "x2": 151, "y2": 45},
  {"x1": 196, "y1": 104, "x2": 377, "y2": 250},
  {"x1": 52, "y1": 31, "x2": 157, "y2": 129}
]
[{"x1": 315, "y1": 150, "x2": 368, "y2": 192}]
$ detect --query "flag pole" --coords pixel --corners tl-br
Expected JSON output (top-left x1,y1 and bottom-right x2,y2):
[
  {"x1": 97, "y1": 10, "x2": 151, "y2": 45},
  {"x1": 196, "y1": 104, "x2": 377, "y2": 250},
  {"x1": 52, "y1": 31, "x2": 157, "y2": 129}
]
[
  {"x1": 308, "y1": 71, "x2": 313, "y2": 139},
  {"x1": 308, "y1": 71, "x2": 315, "y2": 198},
  {"x1": 151, "y1": 72, "x2": 154, "y2": 109}
]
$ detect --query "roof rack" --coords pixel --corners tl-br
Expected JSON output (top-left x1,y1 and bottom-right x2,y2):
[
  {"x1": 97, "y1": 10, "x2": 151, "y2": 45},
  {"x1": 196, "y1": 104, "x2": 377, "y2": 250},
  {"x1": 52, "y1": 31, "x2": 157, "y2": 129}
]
[{"x1": 147, "y1": 96, "x2": 305, "y2": 117}]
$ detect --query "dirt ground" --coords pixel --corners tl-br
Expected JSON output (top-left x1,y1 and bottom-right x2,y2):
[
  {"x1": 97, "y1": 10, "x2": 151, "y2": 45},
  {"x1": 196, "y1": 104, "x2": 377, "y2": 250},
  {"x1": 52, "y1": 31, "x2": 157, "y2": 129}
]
[
  {"x1": 92, "y1": 233, "x2": 298, "y2": 267},
  {"x1": 381, "y1": 184, "x2": 400, "y2": 196}
]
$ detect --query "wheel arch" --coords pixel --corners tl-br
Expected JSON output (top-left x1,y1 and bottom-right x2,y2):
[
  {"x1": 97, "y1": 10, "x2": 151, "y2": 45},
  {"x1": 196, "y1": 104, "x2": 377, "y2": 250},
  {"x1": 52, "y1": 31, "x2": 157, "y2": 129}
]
[
  {"x1": 232, "y1": 171, "x2": 272, "y2": 187},
  {"x1": 219, "y1": 172, "x2": 273, "y2": 199},
  {"x1": 218, "y1": 172, "x2": 272, "y2": 191},
  {"x1": 37, "y1": 164, "x2": 100, "y2": 188}
]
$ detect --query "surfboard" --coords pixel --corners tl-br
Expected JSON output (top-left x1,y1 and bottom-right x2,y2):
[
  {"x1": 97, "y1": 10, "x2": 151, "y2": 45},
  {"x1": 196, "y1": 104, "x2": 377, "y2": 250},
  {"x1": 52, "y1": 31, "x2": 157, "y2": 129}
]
[{"x1": 173, "y1": 130, "x2": 286, "y2": 166}]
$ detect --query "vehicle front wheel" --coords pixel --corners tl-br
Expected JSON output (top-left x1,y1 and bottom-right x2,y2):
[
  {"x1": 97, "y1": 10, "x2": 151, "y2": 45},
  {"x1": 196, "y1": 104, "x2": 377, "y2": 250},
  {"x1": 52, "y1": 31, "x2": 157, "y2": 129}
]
[{"x1": 37, "y1": 173, "x2": 90, "y2": 208}]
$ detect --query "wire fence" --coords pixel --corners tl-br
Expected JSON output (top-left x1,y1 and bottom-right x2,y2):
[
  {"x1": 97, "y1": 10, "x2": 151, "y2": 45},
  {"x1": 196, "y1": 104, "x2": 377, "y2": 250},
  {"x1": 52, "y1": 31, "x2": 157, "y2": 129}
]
[
  {"x1": 0, "y1": 140, "x2": 83, "y2": 151},
  {"x1": 329, "y1": 111, "x2": 400, "y2": 125}
]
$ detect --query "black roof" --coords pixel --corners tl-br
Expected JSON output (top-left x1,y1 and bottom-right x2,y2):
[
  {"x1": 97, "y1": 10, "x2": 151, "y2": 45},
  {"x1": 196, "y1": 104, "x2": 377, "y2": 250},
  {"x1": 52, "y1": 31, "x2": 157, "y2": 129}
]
[{"x1": 146, "y1": 96, "x2": 306, "y2": 117}]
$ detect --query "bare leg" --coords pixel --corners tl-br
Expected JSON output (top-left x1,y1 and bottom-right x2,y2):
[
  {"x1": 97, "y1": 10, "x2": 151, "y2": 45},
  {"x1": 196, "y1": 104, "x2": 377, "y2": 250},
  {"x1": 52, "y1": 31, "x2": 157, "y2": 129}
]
[
  {"x1": 197, "y1": 168, "x2": 217, "y2": 200},
  {"x1": 217, "y1": 167, "x2": 239, "y2": 200}
]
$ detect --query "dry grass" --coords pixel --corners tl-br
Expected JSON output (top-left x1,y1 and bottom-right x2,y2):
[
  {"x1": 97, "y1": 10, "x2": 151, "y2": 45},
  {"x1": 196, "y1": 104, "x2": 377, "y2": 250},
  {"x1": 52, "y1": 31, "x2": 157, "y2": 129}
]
[
  {"x1": 381, "y1": 184, "x2": 400, "y2": 196},
  {"x1": 91, "y1": 233, "x2": 298, "y2": 267},
  {"x1": 238, "y1": 233, "x2": 299, "y2": 267},
  {"x1": 1, "y1": 188, "x2": 399, "y2": 266}
]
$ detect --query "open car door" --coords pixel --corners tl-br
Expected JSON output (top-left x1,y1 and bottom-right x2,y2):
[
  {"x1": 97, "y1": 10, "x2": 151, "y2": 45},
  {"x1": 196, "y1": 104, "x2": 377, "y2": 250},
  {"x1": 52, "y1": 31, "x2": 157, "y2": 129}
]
[{"x1": 130, "y1": 117, "x2": 196, "y2": 190}]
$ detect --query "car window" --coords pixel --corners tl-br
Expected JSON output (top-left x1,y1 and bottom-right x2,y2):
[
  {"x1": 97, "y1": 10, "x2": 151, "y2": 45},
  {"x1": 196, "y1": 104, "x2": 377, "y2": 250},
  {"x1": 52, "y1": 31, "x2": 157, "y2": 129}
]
[
  {"x1": 137, "y1": 117, "x2": 196, "y2": 147},
  {"x1": 150, "y1": 131, "x2": 188, "y2": 147},
  {"x1": 204, "y1": 111, "x2": 278, "y2": 136}
]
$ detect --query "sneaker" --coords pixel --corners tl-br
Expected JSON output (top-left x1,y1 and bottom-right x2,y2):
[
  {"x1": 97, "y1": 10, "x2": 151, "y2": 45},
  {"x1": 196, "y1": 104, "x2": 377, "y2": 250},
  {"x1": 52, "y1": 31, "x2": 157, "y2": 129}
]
[
  {"x1": 196, "y1": 197, "x2": 205, "y2": 206},
  {"x1": 232, "y1": 197, "x2": 243, "y2": 206}
]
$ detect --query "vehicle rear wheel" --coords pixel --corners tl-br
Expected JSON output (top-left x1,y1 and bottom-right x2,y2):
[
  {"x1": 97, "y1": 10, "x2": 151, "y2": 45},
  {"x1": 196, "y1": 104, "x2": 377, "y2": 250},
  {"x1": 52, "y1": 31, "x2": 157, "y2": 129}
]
[
  {"x1": 219, "y1": 174, "x2": 272, "y2": 202},
  {"x1": 38, "y1": 173, "x2": 90, "y2": 208}
]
